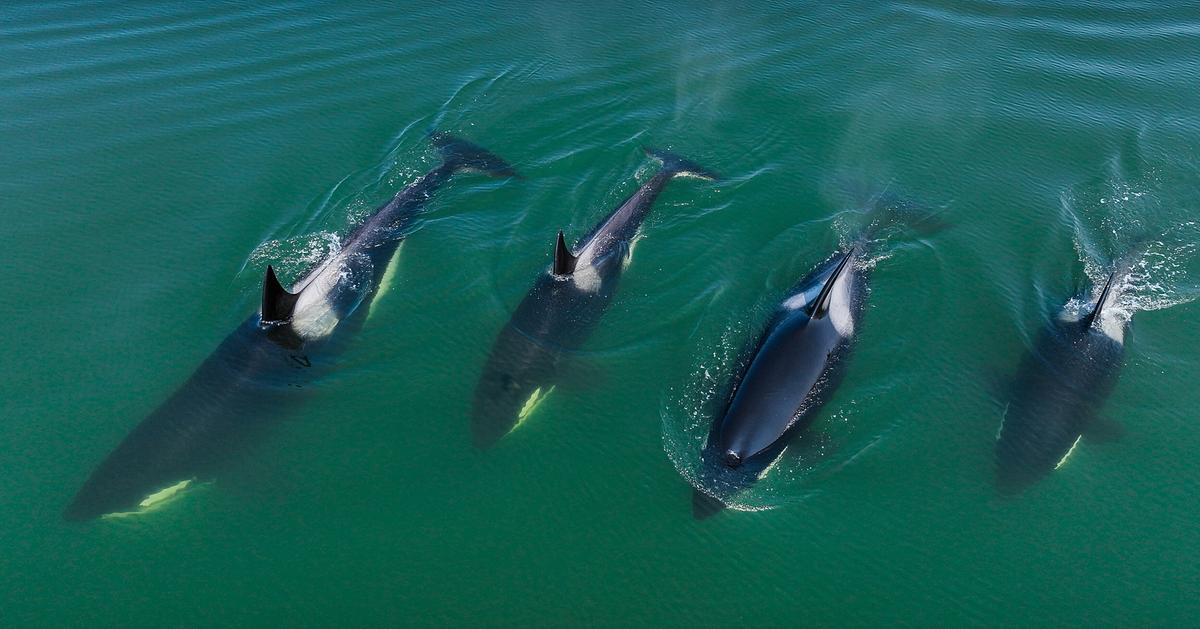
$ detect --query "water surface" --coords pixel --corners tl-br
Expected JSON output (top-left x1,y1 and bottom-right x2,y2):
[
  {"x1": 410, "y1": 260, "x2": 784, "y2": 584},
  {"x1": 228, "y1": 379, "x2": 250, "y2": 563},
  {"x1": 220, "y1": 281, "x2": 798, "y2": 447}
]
[{"x1": 3, "y1": 1, "x2": 1199, "y2": 625}]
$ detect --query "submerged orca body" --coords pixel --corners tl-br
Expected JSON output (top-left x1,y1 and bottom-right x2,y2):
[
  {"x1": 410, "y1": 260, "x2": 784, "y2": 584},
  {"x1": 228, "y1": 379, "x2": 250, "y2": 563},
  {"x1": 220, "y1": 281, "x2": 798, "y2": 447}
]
[
  {"x1": 994, "y1": 258, "x2": 1135, "y2": 495},
  {"x1": 692, "y1": 247, "x2": 868, "y2": 518},
  {"x1": 65, "y1": 133, "x2": 516, "y2": 521},
  {"x1": 471, "y1": 149, "x2": 716, "y2": 448}
]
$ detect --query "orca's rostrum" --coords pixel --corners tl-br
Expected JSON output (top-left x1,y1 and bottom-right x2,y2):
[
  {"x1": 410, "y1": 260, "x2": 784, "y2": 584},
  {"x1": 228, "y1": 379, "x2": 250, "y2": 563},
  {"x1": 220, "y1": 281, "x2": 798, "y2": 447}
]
[
  {"x1": 65, "y1": 133, "x2": 517, "y2": 521},
  {"x1": 471, "y1": 148, "x2": 717, "y2": 448}
]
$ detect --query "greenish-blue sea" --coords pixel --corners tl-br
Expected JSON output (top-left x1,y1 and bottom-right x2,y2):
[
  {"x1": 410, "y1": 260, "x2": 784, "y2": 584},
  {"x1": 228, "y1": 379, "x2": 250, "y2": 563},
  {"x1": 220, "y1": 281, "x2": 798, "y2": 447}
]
[{"x1": 4, "y1": 1, "x2": 1200, "y2": 626}]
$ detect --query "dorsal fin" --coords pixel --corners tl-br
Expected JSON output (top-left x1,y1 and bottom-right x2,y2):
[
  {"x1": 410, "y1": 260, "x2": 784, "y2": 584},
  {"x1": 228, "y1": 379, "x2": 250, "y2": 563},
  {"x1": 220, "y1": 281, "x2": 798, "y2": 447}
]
[
  {"x1": 552, "y1": 231, "x2": 578, "y2": 276},
  {"x1": 261, "y1": 265, "x2": 300, "y2": 323},
  {"x1": 1081, "y1": 271, "x2": 1116, "y2": 330},
  {"x1": 809, "y1": 248, "x2": 856, "y2": 319}
]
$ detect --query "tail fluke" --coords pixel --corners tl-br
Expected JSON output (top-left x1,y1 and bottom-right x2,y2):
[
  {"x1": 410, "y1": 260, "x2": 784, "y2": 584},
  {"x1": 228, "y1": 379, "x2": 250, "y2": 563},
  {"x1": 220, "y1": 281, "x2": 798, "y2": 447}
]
[
  {"x1": 430, "y1": 132, "x2": 519, "y2": 178},
  {"x1": 861, "y1": 192, "x2": 950, "y2": 241},
  {"x1": 643, "y1": 148, "x2": 719, "y2": 181},
  {"x1": 1081, "y1": 271, "x2": 1117, "y2": 330}
]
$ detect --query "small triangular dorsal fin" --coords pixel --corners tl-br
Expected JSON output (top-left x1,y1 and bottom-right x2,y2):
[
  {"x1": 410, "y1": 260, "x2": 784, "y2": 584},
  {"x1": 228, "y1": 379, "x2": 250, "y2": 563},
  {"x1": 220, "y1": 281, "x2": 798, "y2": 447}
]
[
  {"x1": 809, "y1": 248, "x2": 856, "y2": 319},
  {"x1": 1081, "y1": 271, "x2": 1116, "y2": 330},
  {"x1": 261, "y1": 265, "x2": 300, "y2": 323},
  {"x1": 552, "y1": 231, "x2": 578, "y2": 276}
]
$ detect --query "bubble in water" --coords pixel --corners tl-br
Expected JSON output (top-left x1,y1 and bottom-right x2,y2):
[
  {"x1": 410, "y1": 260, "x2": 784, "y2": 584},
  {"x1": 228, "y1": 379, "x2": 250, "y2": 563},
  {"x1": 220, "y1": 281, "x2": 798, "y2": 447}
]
[
  {"x1": 1063, "y1": 157, "x2": 1200, "y2": 323},
  {"x1": 249, "y1": 231, "x2": 342, "y2": 284}
]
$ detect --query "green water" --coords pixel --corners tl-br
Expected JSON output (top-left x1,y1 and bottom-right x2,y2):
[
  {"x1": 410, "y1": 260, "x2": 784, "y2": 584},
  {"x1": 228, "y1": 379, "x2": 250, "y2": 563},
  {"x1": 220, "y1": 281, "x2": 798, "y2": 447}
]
[{"x1": 4, "y1": 1, "x2": 1200, "y2": 626}]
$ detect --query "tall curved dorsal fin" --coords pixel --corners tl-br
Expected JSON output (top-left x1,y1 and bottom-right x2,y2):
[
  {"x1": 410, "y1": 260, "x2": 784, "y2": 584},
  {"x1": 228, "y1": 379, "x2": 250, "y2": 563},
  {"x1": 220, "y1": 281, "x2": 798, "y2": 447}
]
[
  {"x1": 1081, "y1": 271, "x2": 1117, "y2": 330},
  {"x1": 810, "y1": 248, "x2": 856, "y2": 319},
  {"x1": 261, "y1": 265, "x2": 300, "y2": 323},
  {"x1": 552, "y1": 231, "x2": 578, "y2": 276}
]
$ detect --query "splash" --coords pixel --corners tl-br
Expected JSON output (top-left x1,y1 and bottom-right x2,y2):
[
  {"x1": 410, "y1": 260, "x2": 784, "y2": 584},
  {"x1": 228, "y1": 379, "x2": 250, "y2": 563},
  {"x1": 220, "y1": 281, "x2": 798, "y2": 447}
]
[
  {"x1": 660, "y1": 294, "x2": 872, "y2": 513},
  {"x1": 242, "y1": 125, "x2": 448, "y2": 290},
  {"x1": 249, "y1": 231, "x2": 342, "y2": 286},
  {"x1": 1065, "y1": 172, "x2": 1200, "y2": 322}
]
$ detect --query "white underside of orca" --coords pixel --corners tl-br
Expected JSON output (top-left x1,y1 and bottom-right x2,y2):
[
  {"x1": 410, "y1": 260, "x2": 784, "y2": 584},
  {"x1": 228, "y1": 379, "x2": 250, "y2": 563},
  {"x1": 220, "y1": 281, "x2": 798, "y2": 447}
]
[
  {"x1": 100, "y1": 479, "x2": 196, "y2": 519},
  {"x1": 1055, "y1": 435, "x2": 1084, "y2": 469},
  {"x1": 514, "y1": 385, "x2": 555, "y2": 430},
  {"x1": 755, "y1": 448, "x2": 788, "y2": 480},
  {"x1": 366, "y1": 243, "x2": 403, "y2": 322}
]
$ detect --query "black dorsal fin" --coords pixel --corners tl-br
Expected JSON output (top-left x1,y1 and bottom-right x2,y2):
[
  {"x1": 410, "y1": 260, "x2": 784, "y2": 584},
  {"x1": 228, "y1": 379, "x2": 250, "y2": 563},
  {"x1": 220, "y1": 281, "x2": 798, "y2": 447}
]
[
  {"x1": 1081, "y1": 271, "x2": 1117, "y2": 330},
  {"x1": 809, "y1": 248, "x2": 856, "y2": 319},
  {"x1": 552, "y1": 231, "x2": 578, "y2": 276},
  {"x1": 261, "y1": 265, "x2": 300, "y2": 323}
]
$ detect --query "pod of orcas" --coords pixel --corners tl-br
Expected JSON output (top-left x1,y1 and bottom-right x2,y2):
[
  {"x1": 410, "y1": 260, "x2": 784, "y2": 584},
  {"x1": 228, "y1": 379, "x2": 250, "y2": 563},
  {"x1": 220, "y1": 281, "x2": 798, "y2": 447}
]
[{"x1": 65, "y1": 131, "x2": 1154, "y2": 522}]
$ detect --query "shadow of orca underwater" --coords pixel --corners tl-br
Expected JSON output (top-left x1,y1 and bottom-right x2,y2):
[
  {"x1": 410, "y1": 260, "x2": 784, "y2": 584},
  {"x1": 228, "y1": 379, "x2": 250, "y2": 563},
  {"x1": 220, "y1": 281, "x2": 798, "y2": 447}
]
[
  {"x1": 64, "y1": 133, "x2": 518, "y2": 521},
  {"x1": 993, "y1": 250, "x2": 1143, "y2": 495}
]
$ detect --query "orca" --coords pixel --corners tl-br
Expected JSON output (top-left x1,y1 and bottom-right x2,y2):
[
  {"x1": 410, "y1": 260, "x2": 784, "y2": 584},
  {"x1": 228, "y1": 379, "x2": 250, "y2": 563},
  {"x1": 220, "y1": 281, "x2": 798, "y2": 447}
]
[
  {"x1": 692, "y1": 247, "x2": 865, "y2": 518},
  {"x1": 471, "y1": 148, "x2": 717, "y2": 448},
  {"x1": 994, "y1": 253, "x2": 1140, "y2": 495},
  {"x1": 691, "y1": 197, "x2": 937, "y2": 518},
  {"x1": 64, "y1": 133, "x2": 517, "y2": 521}
]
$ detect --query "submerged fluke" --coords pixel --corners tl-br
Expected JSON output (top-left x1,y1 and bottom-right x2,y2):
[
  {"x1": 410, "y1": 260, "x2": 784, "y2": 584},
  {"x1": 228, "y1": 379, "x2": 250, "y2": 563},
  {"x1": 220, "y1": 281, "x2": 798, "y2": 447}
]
[
  {"x1": 643, "y1": 147, "x2": 720, "y2": 181},
  {"x1": 430, "y1": 131, "x2": 520, "y2": 179}
]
